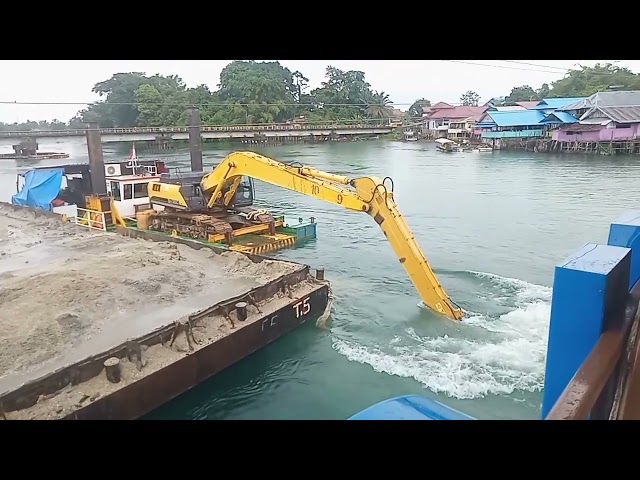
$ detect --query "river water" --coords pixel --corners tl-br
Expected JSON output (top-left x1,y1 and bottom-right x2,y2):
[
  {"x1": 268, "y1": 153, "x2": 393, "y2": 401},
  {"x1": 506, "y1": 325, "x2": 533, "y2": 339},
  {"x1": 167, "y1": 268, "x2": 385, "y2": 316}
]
[{"x1": 2, "y1": 138, "x2": 639, "y2": 420}]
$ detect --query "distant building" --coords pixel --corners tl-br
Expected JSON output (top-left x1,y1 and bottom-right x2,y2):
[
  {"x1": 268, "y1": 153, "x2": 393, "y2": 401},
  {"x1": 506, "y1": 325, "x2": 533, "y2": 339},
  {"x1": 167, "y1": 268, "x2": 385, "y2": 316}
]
[
  {"x1": 421, "y1": 104, "x2": 488, "y2": 140},
  {"x1": 551, "y1": 91, "x2": 640, "y2": 143},
  {"x1": 529, "y1": 97, "x2": 586, "y2": 115},
  {"x1": 475, "y1": 110, "x2": 549, "y2": 139}
]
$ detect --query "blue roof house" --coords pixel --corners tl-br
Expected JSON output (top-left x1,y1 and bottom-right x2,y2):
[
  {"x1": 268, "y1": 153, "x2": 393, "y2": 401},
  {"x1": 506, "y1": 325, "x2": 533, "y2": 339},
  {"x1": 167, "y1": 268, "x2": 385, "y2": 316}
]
[
  {"x1": 529, "y1": 97, "x2": 586, "y2": 114},
  {"x1": 540, "y1": 111, "x2": 579, "y2": 125},
  {"x1": 476, "y1": 110, "x2": 549, "y2": 139}
]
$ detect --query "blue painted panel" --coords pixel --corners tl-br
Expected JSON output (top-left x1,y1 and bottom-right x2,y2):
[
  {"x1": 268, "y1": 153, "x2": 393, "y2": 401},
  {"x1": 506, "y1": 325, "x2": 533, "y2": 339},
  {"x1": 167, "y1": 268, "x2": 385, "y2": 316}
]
[
  {"x1": 482, "y1": 130, "x2": 544, "y2": 139},
  {"x1": 541, "y1": 243, "x2": 631, "y2": 418},
  {"x1": 348, "y1": 395, "x2": 476, "y2": 420},
  {"x1": 608, "y1": 211, "x2": 640, "y2": 289}
]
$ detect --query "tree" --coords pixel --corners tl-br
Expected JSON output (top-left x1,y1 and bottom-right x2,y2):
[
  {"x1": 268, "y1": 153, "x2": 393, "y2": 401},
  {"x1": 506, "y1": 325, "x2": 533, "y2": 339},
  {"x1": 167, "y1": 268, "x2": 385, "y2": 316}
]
[
  {"x1": 536, "y1": 83, "x2": 550, "y2": 99},
  {"x1": 505, "y1": 85, "x2": 538, "y2": 104},
  {"x1": 460, "y1": 90, "x2": 480, "y2": 106},
  {"x1": 549, "y1": 63, "x2": 640, "y2": 97},
  {"x1": 11, "y1": 61, "x2": 394, "y2": 129},
  {"x1": 364, "y1": 91, "x2": 393, "y2": 120},
  {"x1": 408, "y1": 98, "x2": 431, "y2": 118}
]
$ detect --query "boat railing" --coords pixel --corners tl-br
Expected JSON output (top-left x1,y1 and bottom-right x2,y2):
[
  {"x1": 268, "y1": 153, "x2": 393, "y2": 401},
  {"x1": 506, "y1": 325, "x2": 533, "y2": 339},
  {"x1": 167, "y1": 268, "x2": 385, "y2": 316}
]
[
  {"x1": 545, "y1": 279, "x2": 640, "y2": 420},
  {"x1": 74, "y1": 208, "x2": 107, "y2": 232}
]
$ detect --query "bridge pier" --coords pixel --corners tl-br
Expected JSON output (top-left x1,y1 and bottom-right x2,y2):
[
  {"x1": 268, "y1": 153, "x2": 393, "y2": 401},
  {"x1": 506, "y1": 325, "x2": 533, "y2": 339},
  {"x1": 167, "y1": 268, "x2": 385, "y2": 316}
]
[
  {"x1": 86, "y1": 121, "x2": 107, "y2": 195},
  {"x1": 188, "y1": 108, "x2": 202, "y2": 172}
]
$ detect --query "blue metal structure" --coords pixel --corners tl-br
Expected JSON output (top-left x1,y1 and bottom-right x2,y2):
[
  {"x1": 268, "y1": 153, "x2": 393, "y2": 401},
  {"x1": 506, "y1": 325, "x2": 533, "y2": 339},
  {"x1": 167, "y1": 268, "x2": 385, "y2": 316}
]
[
  {"x1": 349, "y1": 210, "x2": 640, "y2": 420},
  {"x1": 477, "y1": 110, "x2": 547, "y2": 128},
  {"x1": 541, "y1": 243, "x2": 631, "y2": 417},
  {"x1": 540, "y1": 111, "x2": 578, "y2": 124},
  {"x1": 530, "y1": 97, "x2": 586, "y2": 110},
  {"x1": 348, "y1": 395, "x2": 475, "y2": 420}
]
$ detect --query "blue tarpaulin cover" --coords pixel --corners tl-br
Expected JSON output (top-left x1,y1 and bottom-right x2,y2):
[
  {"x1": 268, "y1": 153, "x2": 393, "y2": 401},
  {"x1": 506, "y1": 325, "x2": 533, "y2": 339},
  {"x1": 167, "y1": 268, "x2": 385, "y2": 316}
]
[{"x1": 11, "y1": 168, "x2": 64, "y2": 211}]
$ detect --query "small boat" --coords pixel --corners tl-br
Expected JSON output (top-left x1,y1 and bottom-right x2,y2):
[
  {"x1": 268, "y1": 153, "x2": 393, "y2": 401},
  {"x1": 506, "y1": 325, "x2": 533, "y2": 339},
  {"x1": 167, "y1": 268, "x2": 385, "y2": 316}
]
[
  {"x1": 435, "y1": 138, "x2": 459, "y2": 153},
  {"x1": 471, "y1": 143, "x2": 493, "y2": 153},
  {"x1": 403, "y1": 129, "x2": 418, "y2": 142}
]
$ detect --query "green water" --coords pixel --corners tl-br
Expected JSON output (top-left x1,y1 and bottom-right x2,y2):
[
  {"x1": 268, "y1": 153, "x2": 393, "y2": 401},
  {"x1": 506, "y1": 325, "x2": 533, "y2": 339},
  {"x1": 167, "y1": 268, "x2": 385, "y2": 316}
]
[{"x1": 3, "y1": 139, "x2": 639, "y2": 420}]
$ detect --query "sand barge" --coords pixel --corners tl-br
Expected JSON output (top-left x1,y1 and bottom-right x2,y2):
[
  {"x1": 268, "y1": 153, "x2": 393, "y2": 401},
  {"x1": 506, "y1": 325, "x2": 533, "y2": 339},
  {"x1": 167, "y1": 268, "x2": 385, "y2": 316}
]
[{"x1": 0, "y1": 202, "x2": 330, "y2": 420}]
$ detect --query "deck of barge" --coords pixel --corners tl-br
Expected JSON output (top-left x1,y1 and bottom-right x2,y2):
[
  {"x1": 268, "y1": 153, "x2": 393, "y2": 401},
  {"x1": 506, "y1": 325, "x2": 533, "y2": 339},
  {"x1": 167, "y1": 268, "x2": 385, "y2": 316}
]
[{"x1": 0, "y1": 202, "x2": 329, "y2": 420}]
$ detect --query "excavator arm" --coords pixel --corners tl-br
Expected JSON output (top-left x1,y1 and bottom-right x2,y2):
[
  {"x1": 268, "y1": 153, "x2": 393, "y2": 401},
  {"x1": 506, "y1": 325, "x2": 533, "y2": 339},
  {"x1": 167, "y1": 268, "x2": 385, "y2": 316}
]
[{"x1": 201, "y1": 151, "x2": 465, "y2": 321}]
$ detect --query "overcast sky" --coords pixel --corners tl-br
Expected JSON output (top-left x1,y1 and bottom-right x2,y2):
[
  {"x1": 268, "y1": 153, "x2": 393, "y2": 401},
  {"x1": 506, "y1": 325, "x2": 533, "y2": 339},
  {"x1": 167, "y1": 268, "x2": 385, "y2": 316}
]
[{"x1": 0, "y1": 60, "x2": 638, "y2": 124}]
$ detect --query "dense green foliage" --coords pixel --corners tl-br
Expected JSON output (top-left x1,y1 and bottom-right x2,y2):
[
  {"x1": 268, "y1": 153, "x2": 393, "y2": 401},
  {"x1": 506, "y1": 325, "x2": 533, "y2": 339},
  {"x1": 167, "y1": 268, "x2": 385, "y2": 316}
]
[
  {"x1": 2, "y1": 62, "x2": 640, "y2": 131},
  {"x1": 70, "y1": 62, "x2": 395, "y2": 128},
  {"x1": 500, "y1": 62, "x2": 640, "y2": 105}
]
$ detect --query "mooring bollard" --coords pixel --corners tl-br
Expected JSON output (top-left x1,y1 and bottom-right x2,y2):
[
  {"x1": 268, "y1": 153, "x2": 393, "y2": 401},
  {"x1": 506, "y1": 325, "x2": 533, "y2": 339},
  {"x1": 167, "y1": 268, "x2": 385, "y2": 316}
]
[
  {"x1": 236, "y1": 302, "x2": 248, "y2": 321},
  {"x1": 316, "y1": 267, "x2": 325, "y2": 281},
  {"x1": 104, "y1": 357, "x2": 121, "y2": 384}
]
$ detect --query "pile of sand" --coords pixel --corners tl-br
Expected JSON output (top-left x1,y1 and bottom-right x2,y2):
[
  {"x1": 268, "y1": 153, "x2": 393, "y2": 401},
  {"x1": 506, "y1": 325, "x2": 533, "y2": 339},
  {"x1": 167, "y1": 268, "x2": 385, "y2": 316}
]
[{"x1": 0, "y1": 203, "x2": 299, "y2": 386}]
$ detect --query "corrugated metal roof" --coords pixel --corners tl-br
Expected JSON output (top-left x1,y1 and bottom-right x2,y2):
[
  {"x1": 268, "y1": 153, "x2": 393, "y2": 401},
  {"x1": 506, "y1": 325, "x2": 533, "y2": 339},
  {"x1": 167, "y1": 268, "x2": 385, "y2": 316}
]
[
  {"x1": 483, "y1": 110, "x2": 547, "y2": 127},
  {"x1": 597, "y1": 106, "x2": 640, "y2": 123},
  {"x1": 541, "y1": 111, "x2": 578, "y2": 124},
  {"x1": 489, "y1": 106, "x2": 526, "y2": 111},
  {"x1": 531, "y1": 97, "x2": 586, "y2": 109},
  {"x1": 561, "y1": 91, "x2": 640, "y2": 111},
  {"x1": 515, "y1": 101, "x2": 540, "y2": 109},
  {"x1": 428, "y1": 105, "x2": 487, "y2": 120}
]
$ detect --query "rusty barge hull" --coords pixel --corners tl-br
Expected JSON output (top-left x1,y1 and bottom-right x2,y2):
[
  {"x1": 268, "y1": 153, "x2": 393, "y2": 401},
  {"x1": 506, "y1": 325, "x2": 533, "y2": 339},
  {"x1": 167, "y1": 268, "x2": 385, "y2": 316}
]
[{"x1": 0, "y1": 204, "x2": 330, "y2": 420}]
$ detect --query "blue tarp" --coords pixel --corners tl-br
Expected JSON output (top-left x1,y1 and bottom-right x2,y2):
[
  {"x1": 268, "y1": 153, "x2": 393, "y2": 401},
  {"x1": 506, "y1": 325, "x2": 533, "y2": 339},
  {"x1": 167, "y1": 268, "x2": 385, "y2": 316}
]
[{"x1": 11, "y1": 168, "x2": 64, "y2": 211}]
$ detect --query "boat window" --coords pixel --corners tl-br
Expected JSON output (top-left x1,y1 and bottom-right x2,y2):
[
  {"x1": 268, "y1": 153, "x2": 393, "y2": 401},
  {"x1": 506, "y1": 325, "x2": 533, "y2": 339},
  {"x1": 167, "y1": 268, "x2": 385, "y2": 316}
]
[
  {"x1": 110, "y1": 182, "x2": 121, "y2": 201},
  {"x1": 133, "y1": 182, "x2": 148, "y2": 199},
  {"x1": 123, "y1": 183, "x2": 133, "y2": 200}
]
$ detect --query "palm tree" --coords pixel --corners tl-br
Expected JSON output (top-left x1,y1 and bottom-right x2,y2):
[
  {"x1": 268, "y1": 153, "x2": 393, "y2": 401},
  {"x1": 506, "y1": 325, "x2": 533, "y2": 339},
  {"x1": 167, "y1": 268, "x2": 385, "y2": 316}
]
[{"x1": 364, "y1": 91, "x2": 393, "y2": 124}]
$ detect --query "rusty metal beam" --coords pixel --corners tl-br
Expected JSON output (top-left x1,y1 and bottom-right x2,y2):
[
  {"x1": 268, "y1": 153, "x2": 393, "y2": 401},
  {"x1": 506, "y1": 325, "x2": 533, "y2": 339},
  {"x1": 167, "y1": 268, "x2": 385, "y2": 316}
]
[{"x1": 546, "y1": 280, "x2": 640, "y2": 420}]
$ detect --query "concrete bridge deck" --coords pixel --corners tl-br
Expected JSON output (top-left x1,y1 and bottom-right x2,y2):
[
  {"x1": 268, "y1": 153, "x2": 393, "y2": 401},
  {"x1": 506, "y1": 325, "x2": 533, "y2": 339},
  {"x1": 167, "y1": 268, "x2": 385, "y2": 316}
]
[{"x1": 0, "y1": 122, "x2": 393, "y2": 146}]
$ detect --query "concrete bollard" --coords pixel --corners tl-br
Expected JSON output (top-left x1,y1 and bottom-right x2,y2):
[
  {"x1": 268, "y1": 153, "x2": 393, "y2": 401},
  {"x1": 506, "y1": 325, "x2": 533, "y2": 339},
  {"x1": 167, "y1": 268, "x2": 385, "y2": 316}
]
[
  {"x1": 608, "y1": 211, "x2": 640, "y2": 289},
  {"x1": 104, "y1": 357, "x2": 121, "y2": 384},
  {"x1": 236, "y1": 302, "x2": 248, "y2": 322},
  {"x1": 541, "y1": 242, "x2": 631, "y2": 418}
]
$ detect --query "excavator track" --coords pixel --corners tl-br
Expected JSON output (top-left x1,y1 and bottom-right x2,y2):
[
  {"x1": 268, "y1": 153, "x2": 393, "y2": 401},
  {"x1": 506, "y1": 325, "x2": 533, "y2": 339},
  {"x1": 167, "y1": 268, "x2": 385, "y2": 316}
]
[{"x1": 152, "y1": 211, "x2": 233, "y2": 240}]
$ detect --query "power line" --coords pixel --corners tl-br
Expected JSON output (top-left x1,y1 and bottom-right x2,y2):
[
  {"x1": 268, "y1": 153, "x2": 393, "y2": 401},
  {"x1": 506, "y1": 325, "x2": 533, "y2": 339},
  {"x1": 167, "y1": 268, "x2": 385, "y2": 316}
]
[
  {"x1": 442, "y1": 60, "x2": 564, "y2": 74},
  {"x1": 500, "y1": 60, "x2": 570, "y2": 71},
  {"x1": 0, "y1": 100, "x2": 412, "y2": 107},
  {"x1": 444, "y1": 60, "x2": 639, "y2": 79}
]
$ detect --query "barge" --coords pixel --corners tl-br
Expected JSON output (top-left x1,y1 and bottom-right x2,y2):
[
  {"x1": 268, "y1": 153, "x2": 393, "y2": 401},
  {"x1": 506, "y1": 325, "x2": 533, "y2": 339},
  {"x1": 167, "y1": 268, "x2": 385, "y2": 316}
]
[
  {"x1": 0, "y1": 152, "x2": 70, "y2": 160},
  {"x1": 0, "y1": 201, "x2": 330, "y2": 420}
]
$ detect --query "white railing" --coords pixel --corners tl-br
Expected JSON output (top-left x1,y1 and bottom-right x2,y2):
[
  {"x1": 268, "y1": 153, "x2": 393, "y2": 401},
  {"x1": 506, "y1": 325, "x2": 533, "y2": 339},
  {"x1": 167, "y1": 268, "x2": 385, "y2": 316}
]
[{"x1": 74, "y1": 208, "x2": 107, "y2": 231}]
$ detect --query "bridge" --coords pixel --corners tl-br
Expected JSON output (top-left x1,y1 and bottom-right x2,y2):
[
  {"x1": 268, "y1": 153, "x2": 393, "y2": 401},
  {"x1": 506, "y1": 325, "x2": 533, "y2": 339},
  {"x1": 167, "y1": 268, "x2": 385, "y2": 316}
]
[{"x1": 0, "y1": 121, "x2": 394, "y2": 146}]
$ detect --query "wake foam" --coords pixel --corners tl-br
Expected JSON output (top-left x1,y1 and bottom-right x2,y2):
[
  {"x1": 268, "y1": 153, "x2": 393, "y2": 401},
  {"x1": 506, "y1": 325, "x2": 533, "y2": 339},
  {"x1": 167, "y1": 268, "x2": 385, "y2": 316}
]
[{"x1": 332, "y1": 271, "x2": 552, "y2": 400}]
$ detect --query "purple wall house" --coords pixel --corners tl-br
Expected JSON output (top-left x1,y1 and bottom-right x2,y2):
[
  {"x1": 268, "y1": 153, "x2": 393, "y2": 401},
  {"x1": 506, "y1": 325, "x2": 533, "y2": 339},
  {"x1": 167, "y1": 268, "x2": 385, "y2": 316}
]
[{"x1": 553, "y1": 123, "x2": 640, "y2": 142}]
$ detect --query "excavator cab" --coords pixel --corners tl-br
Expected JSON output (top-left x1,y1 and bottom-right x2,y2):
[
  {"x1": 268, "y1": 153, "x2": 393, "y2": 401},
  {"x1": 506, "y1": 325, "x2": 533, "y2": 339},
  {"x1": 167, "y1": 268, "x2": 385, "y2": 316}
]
[
  {"x1": 153, "y1": 172, "x2": 255, "y2": 211},
  {"x1": 229, "y1": 177, "x2": 255, "y2": 208}
]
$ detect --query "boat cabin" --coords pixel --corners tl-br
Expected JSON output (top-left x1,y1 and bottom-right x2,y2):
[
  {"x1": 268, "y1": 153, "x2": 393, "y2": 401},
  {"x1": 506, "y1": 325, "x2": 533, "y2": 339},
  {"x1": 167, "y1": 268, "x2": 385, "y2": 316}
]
[
  {"x1": 435, "y1": 138, "x2": 459, "y2": 152},
  {"x1": 106, "y1": 174, "x2": 162, "y2": 218}
]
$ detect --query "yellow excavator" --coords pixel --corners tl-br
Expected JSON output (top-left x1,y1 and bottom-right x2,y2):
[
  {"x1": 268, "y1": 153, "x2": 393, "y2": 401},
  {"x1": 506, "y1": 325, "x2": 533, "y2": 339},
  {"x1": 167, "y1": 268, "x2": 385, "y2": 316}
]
[{"x1": 146, "y1": 151, "x2": 465, "y2": 321}]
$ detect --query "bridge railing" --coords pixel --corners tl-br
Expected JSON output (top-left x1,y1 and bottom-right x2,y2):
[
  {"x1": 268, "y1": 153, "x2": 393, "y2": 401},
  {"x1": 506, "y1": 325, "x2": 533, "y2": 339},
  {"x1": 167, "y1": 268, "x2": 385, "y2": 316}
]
[
  {"x1": 542, "y1": 212, "x2": 640, "y2": 420},
  {"x1": 0, "y1": 120, "x2": 393, "y2": 137}
]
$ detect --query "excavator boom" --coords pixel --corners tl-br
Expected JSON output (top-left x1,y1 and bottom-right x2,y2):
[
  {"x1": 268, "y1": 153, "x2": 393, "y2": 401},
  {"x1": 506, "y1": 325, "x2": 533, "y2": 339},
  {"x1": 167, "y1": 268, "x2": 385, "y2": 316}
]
[{"x1": 198, "y1": 151, "x2": 464, "y2": 321}]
